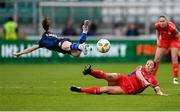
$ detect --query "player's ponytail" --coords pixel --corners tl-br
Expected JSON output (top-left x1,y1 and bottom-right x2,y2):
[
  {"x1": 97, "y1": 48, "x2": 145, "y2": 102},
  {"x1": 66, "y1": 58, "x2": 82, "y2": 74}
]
[
  {"x1": 42, "y1": 17, "x2": 50, "y2": 32},
  {"x1": 153, "y1": 61, "x2": 156, "y2": 68}
]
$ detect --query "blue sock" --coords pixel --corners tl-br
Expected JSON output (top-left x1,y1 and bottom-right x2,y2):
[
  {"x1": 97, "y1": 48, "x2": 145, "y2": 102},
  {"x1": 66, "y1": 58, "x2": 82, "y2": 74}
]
[
  {"x1": 79, "y1": 33, "x2": 87, "y2": 44},
  {"x1": 70, "y1": 43, "x2": 81, "y2": 50}
]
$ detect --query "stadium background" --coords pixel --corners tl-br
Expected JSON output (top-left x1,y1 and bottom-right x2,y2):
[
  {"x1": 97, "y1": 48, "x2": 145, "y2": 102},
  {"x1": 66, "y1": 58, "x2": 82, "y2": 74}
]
[{"x1": 0, "y1": 0, "x2": 180, "y2": 111}]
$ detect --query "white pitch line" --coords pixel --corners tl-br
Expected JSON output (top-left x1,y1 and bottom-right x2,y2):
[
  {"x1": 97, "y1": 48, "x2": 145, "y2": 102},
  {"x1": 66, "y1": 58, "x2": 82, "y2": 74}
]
[{"x1": 165, "y1": 88, "x2": 180, "y2": 91}]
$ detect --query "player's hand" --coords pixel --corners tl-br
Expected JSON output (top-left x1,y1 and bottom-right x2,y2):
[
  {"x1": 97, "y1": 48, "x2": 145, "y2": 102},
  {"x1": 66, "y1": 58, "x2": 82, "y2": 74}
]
[
  {"x1": 162, "y1": 93, "x2": 168, "y2": 96},
  {"x1": 142, "y1": 81, "x2": 150, "y2": 87},
  {"x1": 158, "y1": 93, "x2": 168, "y2": 96},
  {"x1": 13, "y1": 52, "x2": 21, "y2": 57},
  {"x1": 145, "y1": 81, "x2": 150, "y2": 86}
]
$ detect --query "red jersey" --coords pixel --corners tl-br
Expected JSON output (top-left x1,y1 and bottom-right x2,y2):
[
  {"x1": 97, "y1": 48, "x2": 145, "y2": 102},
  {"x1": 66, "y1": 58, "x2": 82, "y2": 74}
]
[
  {"x1": 154, "y1": 21, "x2": 180, "y2": 49},
  {"x1": 116, "y1": 65, "x2": 159, "y2": 94},
  {"x1": 155, "y1": 21, "x2": 178, "y2": 40}
]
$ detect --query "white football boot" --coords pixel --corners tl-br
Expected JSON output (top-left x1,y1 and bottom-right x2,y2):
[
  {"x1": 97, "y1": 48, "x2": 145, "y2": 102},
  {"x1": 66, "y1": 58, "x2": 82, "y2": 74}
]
[
  {"x1": 173, "y1": 78, "x2": 179, "y2": 85},
  {"x1": 82, "y1": 20, "x2": 89, "y2": 33}
]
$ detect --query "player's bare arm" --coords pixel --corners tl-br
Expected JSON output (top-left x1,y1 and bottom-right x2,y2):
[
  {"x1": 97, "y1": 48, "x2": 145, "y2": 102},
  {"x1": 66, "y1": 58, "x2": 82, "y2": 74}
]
[
  {"x1": 14, "y1": 45, "x2": 40, "y2": 57},
  {"x1": 135, "y1": 68, "x2": 150, "y2": 86},
  {"x1": 154, "y1": 86, "x2": 168, "y2": 96}
]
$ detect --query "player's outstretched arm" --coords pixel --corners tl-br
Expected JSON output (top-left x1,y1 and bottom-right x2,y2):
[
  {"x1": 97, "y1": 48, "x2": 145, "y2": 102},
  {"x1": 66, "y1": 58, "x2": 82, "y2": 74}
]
[
  {"x1": 13, "y1": 45, "x2": 40, "y2": 57},
  {"x1": 154, "y1": 86, "x2": 168, "y2": 96},
  {"x1": 136, "y1": 69, "x2": 150, "y2": 86}
]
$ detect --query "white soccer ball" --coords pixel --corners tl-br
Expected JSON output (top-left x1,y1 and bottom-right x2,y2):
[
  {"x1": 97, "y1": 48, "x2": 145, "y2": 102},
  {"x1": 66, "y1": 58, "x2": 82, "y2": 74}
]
[{"x1": 96, "y1": 39, "x2": 111, "y2": 53}]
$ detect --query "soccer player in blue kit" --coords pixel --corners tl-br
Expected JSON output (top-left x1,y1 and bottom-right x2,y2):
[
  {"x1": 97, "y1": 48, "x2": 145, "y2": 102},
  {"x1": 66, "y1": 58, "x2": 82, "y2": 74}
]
[{"x1": 14, "y1": 17, "x2": 89, "y2": 57}]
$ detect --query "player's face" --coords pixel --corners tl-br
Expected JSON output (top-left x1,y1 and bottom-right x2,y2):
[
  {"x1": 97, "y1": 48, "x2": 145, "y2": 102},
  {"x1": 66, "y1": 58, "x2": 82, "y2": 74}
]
[
  {"x1": 159, "y1": 17, "x2": 168, "y2": 28},
  {"x1": 145, "y1": 60, "x2": 154, "y2": 73}
]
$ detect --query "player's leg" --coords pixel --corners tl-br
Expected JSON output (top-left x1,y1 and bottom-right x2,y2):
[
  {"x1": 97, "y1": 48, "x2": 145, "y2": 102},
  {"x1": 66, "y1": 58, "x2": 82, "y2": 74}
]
[
  {"x1": 61, "y1": 41, "x2": 72, "y2": 51},
  {"x1": 71, "y1": 86, "x2": 101, "y2": 94},
  {"x1": 59, "y1": 40, "x2": 88, "y2": 55},
  {"x1": 71, "y1": 20, "x2": 90, "y2": 55},
  {"x1": 70, "y1": 50, "x2": 81, "y2": 57},
  {"x1": 13, "y1": 45, "x2": 40, "y2": 57},
  {"x1": 61, "y1": 20, "x2": 89, "y2": 55},
  {"x1": 70, "y1": 43, "x2": 89, "y2": 55},
  {"x1": 79, "y1": 20, "x2": 89, "y2": 44},
  {"x1": 82, "y1": 64, "x2": 119, "y2": 81},
  {"x1": 100, "y1": 86, "x2": 125, "y2": 94},
  {"x1": 152, "y1": 47, "x2": 166, "y2": 76},
  {"x1": 70, "y1": 86, "x2": 125, "y2": 94},
  {"x1": 170, "y1": 47, "x2": 179, "y2": 84}
]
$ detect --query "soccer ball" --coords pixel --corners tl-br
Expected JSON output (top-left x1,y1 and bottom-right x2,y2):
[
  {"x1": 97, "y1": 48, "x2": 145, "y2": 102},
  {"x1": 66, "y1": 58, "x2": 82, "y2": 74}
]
[{"x1": 96, "y1": 39, "x2": 110, "y2": 53}]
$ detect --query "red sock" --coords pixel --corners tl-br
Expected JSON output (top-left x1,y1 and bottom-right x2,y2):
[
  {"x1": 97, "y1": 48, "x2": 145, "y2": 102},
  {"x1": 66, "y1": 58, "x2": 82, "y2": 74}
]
[
  {"x1": 90, "y1": 70, "x2": 107, "y2": 79},
  {"x1": 173, "y1": 63, "x2": 178, "y2": 78},
  {"x1": 81, "y1": 87, "x2": 101, "y2": 94},
  {"x1": 152, "y1": 62, "x2": 160, "y2": 76}
]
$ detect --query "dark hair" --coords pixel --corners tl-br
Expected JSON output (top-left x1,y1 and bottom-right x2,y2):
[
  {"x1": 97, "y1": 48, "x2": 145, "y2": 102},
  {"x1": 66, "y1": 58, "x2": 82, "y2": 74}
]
[
  {"x1": 42, "y1": 17, "x2": 50, "y2": 32},
  {"x1": 159, "y1": 15, "x2": 167, "y2": 19},
  {"x1": 7, "y1": 17, "x2": 13, "y2": 22},
  {"x1": 147, "y1": 59, "x2": 156, "y2": 68},
  {"x1": 153, "y1": 61, "x2": 156, "y2": 68}
]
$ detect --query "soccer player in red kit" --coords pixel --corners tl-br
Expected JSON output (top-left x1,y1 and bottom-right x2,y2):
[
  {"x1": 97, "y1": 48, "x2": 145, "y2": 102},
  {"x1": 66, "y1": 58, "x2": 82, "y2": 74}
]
[
  {"x1": 153, "y1": 15, "x2": 180, "y2": 84},
  {"x1": 70, "y1": 60, "x2": 167, "y2": 96}
]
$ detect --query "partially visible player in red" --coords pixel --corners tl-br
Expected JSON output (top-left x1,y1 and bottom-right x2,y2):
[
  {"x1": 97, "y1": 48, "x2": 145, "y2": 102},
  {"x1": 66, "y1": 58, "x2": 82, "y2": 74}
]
[
  {"x1": 153, "y1": 15, "x2": 180, "y2": 84},
  {"x1": 70, "y1": 60, "x2": 167, "y2": 96}
]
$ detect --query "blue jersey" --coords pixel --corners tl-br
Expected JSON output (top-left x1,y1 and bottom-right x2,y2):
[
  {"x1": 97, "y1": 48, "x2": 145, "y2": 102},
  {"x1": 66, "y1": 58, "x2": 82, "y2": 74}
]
[{"x1": 37, "y1": 32, "x2": 71, "y2": 54}]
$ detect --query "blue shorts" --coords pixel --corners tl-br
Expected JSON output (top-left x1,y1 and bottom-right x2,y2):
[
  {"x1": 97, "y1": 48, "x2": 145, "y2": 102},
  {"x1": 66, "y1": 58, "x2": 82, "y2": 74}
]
[{"x1": 37, "y1": 32, "x2": 72, "y2": 54}]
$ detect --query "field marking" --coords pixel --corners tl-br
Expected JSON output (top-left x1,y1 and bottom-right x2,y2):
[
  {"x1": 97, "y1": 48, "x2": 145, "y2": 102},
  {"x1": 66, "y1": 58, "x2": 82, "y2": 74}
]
[
  {"x1": 0, "y1": 87, "x2": 180, "y2": 90},
  {"x1": 165, "y1": 88, "x2": 180, "y2": 91},
  {"x1": 0, "y1": 86, "x2": 62, "y2": 89}
]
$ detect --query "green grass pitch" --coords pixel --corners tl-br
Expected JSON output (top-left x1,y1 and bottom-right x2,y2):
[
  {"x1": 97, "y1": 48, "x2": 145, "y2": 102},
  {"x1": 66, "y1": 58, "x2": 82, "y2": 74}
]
[{"x1": 0, "y1": 63, "x2": 180, "y2": 111}]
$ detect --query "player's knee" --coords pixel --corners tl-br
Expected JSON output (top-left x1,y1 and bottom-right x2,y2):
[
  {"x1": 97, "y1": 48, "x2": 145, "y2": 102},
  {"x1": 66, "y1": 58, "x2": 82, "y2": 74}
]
[
  {"x1": 107, "y1": 75, "x2": 117, "y2": 81},
  {"x1": 172, "y1": 56, "x2": 178, "y2": 63},
  {"x1": 100, "y1": 86, "x2": 109, "y2": 93},
  {"x1": 61, "y1": 41, "x2": 71, "y2": 51}
]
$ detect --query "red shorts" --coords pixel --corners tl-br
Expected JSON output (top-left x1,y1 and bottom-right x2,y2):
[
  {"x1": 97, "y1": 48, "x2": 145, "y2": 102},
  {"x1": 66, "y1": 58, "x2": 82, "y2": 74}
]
[
  {"x1": 114, "y1": 75, "x2": 135, "y2": 94},
  {"x1": 158, "y1": 37, "x2": 180, "y2": 49}
]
